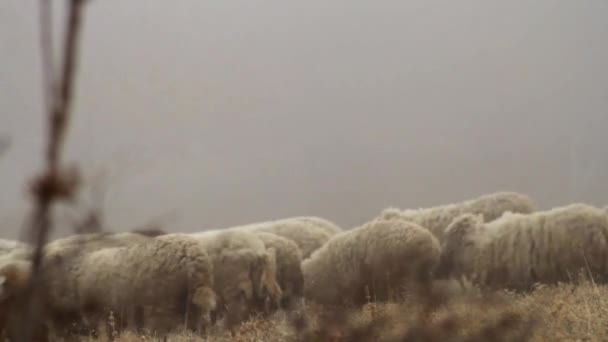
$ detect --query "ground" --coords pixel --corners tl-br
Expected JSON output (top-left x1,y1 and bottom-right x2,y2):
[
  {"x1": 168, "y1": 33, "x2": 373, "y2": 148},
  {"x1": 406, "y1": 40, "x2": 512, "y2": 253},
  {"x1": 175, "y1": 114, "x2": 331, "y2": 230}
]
[{"x1": 78, "y1": 279, "x2": 608, "y2": 342}]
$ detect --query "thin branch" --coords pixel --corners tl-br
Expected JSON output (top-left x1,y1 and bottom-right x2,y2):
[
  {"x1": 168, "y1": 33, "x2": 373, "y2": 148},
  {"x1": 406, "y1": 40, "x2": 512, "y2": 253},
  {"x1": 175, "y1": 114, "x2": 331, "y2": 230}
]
[
  {"x1": 47, "y1": 0, "x2": 84, "y2": 169},
  {"x1": 38, "y1": 0, "x2": 55, "y2": 115},
  {"x1": 18, "y1": 0, "x2": 88, "y2": 340}
]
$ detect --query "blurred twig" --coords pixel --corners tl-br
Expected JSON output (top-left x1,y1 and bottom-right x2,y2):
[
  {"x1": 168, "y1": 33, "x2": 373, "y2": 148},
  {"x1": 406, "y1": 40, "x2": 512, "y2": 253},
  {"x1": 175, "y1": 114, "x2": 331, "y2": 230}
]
[
  {"x1": 18, "y1": 0, "x2": 88, "y2": 341},
  {"x1": 39, "y1": 0, "x2": 55, "y2": 115}
]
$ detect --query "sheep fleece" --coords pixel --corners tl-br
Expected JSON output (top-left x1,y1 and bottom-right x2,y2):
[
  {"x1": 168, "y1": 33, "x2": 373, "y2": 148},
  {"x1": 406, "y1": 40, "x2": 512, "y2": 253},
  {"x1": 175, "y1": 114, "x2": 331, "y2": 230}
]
[
  {"x1": 276, "y1": 216, "x2": 343, "y2": 236},
  {"x1": 380, "y1": 191, "x2": 535, "y2": 242},
  {"x1": 442, "y1": 203, "x2": 608, "y2": 290},
  {"x1": 232, "y1": 220, "x2": 332, "y2": 259},
  {"x1": 253, "y1": 231, "x2": 304, "y2": 307},
  {"x1": 76, "y1": 234, "x2": 215, "y2": 333},
  {"x1": 187, "y1": 230, "x2": 278, "y2": 327},
  {"x1": 302, "y1": 219, "x2": 440, "y2": 306}
]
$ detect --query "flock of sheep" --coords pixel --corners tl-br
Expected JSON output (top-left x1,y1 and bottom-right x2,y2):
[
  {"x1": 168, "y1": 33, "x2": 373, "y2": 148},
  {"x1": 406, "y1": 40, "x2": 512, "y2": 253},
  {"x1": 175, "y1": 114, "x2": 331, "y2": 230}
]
[{"x1": 1, "y1": 191, "x2": 608, "y2": 340}]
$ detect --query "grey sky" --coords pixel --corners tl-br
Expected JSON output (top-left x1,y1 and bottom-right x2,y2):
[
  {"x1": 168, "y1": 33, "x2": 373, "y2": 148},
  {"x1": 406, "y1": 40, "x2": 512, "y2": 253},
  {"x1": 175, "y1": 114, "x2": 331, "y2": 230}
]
[{"x1": 1, "y1": 0, "x2": 608, "y2": 239}]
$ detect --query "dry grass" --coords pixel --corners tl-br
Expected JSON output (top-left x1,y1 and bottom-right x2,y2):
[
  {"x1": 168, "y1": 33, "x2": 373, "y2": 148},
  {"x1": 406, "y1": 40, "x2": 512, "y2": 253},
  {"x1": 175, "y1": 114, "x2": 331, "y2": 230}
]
[{"x1": 66, "y1": 280, "x2": 608, "y2": 342}]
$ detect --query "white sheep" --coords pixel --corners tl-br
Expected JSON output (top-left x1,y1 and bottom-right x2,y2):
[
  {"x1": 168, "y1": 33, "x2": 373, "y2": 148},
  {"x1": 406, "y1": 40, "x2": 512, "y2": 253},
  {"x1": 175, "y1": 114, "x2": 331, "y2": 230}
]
[
  {"x1": 0, "y1": 240, "x2": 32, "y2": 267},
  {"x1": 43, "y1": 232, "x2": 152, "y2": 263},
  {"x1": 186, "y1": 230, "x2": 280, "y2": 328},
  {"x1": 0, "y1": 259, "x2": 42, "y2": 341},
  {"x1": 379, "y1": 191, "x2": 536, "y2": 242},
  {"x1": 252, "y1": 231, "x2": 304, "y2": 310},
  {"x1": 67, "y1": 233, "x2": 216, "y2": 337},
  {"x1": 0, "y1": 232, "x2": 194, "y2": 339},
  {"x1": 0, "y1": 239, "x2": 30, "y2": 256},
  {"x1": 437, "y1": 203, "x2": 608, "y2": 291},
  {"x1": 275, "y1": 216, "x2": 343, "y2": 236},
  {"x1": 229, "y1": 220, "x2": 333, "y2": 259},
  {"x1": 302, "y1": 218, "x2": 440, "y2": 306}
]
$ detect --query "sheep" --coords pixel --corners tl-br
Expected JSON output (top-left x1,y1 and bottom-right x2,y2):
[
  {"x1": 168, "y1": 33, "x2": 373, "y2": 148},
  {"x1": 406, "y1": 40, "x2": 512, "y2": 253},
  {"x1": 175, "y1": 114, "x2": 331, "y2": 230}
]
[
  {"x1": 41, "y1": 232, "x2": 156, "y2": 329},
  {"x1": 230, "y1": 220, "x2": 333, "y2": 259},
  {"x1": 0, "y1": 232, "x2": 162, "y2": 339},
  {"x1": 73, "y1": 234, "x2": 216, "y2": 337},
  {"x1": 378, "y1": 191, "x2": 536, "y2": 242},
  {"x1": 436, "y1": 203, "x2": 608, "y2": 291},
  {"x1": 252, "y1": 232, "x2": 304, "y2": 310},
  {"x1": 42, "y1": 231, "x2": 152, "y2": 265},
  {"x1": 275, "y1": 216, "x2": 343, "y2": 236},
  {"x1": 0, "y1": 240, "x2": 32, "y2": 266},
  {"x1": 0, "y1": 239, "x2": 30, "y2": 257},
  {"x1": 302, "y1": 218, "x2": 440, "y2": 306},
  {"x1": 130, "y1": 227, "x2": 169, "y2": 237},
  {"x1": 0, "y1": 259, "x2": 44, "y2": 341},
  {"x1": 186, "y1": 230, "x2": 281, "y2": 328}
]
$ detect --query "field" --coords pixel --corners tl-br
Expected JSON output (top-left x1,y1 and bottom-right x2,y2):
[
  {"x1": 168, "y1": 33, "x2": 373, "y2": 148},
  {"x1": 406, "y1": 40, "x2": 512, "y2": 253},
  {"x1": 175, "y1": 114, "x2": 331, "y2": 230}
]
[{"x1": 72, "y1": 279, "x2": 607, "y2": 342}]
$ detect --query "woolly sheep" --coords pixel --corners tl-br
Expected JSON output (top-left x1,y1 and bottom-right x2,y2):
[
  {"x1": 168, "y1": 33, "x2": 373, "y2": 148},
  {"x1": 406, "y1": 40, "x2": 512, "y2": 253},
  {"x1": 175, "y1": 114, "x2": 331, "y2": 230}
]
[
  {"x1": 230, "y1": 220, "x2": 333, "y2": 259},
  {"x1": 302, "y1": 218, "x2": 440, "y2": 306},
  {"x1": 0, "y1": 239, "x2": 30, "y2": 257},
  {"x1": 42, "y1": 232, "x2": 155, "y2": 324},
  {"x1": 186, "y1": 230, "x2": 280, "y2": 328},
  {"x1": 0, "y1": 232, "x2": 159, "y2": 339},
  {"x1": 130, "y1": 226, "x2": 169, "y2": 237},
  {"x1": 74, "y1": 234, "x2": 216, "y2": 336},
  {"x1": 379, "y1": 191, "x2": 536, "y2": 242},
  {"x1": 42, "y1": 231, "x2": 152, "y2": 263},
  {"x1": 275, "y1": 216, "x2": 343, "y2": 236},
  {"x1": 252, "y1": 231, "x2": 304, "y2": 309},
  {"x1": 0, "y1": 240, "x2": 32, "y2": 266},
  {"x1": 0, "y1": 259, "x2": 48, "y2": 341},
  {"x1": 437, "y1": 203, "x2": 608, "y2": 291}
]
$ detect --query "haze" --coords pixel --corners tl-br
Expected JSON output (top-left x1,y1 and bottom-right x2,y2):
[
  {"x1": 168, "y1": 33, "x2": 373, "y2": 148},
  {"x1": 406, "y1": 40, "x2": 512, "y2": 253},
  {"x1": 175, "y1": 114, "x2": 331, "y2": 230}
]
[{"x1": 1, "y1": 1, "x2": 608, "y2": 239}]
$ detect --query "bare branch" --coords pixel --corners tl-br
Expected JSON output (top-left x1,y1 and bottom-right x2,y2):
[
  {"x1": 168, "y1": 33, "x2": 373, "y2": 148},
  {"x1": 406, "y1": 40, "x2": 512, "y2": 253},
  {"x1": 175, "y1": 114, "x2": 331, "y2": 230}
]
[
  {"x1": 38, "y1": 0, "x2": 55, "y2": 115},
  {"x1": 17, "y1": 0, "x2": 89, "y2": 340}
]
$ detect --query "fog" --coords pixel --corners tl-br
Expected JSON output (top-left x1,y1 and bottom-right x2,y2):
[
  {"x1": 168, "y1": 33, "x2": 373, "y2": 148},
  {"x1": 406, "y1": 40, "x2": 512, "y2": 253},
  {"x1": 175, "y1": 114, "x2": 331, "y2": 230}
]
[{"x1": 1, "y1": 1, "x2": 608, "y2": 238}]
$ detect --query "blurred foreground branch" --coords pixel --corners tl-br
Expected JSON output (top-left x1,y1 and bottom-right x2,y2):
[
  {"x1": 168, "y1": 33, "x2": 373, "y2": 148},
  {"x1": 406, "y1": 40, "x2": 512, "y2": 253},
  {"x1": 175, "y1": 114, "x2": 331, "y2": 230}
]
[{"x1": 18, "y1": 0, "x2": 89, "y2": 340}]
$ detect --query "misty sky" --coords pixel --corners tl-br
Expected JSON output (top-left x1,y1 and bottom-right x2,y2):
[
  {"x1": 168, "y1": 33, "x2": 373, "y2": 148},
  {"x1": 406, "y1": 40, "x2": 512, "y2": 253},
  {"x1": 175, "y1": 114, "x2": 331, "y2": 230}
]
[{"x1": 1, "y1": 1, "x2": 608, "y2": 239}]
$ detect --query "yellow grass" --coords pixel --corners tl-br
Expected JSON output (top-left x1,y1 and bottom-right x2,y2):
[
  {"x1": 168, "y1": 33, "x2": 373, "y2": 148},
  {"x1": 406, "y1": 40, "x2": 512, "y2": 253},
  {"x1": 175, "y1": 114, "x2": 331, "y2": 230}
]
[{"x1": 80, "y1": 280, "x2": 608, "y2": 342}]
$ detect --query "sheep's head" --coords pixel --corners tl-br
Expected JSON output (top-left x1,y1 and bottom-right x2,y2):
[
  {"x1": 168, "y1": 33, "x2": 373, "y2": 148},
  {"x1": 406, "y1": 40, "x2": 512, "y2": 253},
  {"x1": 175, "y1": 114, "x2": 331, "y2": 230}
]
[
  {"x1": 215, "y1": 251, "x2": 254, "y2": 303},
  {"x1": 378, "y1": 207, "x2": 402, "y2": 220},
  {"x1": 435, "y1": 213, "x2": 483, "y2": 279},
  {"x1": 192, "y1": 286, "x2": 217, "y2": 314},
  {"x1": 0, "y1": 260, "x2": 32, "y2": 302},
  {"x1": 258, "y1": 248, "x2": 282, "y2": 312}
]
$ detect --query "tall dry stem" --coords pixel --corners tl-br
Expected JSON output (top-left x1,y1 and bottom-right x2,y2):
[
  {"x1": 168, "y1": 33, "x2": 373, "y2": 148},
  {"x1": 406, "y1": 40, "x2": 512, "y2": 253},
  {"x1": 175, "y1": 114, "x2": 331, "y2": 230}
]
[{"x1": 17, "y1": 0, "x2": 89, "y2": 340}]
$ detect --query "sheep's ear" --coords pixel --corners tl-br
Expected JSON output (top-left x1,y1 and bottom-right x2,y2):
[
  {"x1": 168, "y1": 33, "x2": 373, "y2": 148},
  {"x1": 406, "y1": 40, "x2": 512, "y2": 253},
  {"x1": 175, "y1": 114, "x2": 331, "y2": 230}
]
[{"x1": 380, "y1": 207, "x2": 401, "y2": 220}]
